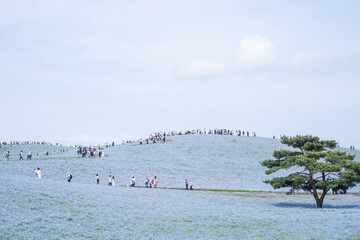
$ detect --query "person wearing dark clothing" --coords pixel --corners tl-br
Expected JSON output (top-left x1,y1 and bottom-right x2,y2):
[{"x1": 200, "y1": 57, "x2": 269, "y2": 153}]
[
  {"x1": 96, "y1": 174, "x2": 100, "y2": 184},
  {"x1": 67, "y1": 172, "x2": 73, "y2": 182}
]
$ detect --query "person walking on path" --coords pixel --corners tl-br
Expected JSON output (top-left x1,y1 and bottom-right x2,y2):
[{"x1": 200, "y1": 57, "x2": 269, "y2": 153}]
[
  {"x1": 19, "y1": 151, "x2": 23, "y2": 160},
  {"x1": 185, "y1": 179, "x2": 189, "y2": 190},
  {"x1": 149, "y1": 178, "x2": 153, "y2": 188},
  {"x1": 153, "y1": 176, "x2": 158, "y2": 188},
  {"x1": 5, "y1": 151, "x2": 10, "y2": 161},
  {"x1": 145, "y1": 177, "x2": 149, "y2": 188},
  {"x1": 27, "y1": 149, "x2": 32, "y2": 160}
]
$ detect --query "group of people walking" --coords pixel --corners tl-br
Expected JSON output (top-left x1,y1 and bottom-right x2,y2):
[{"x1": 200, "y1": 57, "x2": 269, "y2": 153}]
[
  {"x1": 99, "y1": 174, "x2": 159, "y2": 188},
  {"x1": 76, "y1": 146, "x2": 105, "y2": 158},
  {"x1": 185, "y1": 179, "x2": 194, "y2": 190},
  {"x1": 8, "y1": 149, "x2": 33, "y2": 160},
  {"x1": 36, "y1": 170, "x2": 197, "y2": 192},
  {"x1": 36, "y1": 170, "x2": 168, "y2": 190},
  {"x1": 4, "y1": 149, "x2": 68, "y2": 161},
  {"x1": 107, "y1": 175, "x2": 116, "y2": 186},
  {"x1": 144, "y1": 176, "x2": 158, "y2": 188}
]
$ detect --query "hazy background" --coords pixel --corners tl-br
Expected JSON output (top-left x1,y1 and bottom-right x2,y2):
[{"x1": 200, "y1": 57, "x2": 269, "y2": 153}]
[{"x1": 1, "y1": 0, "x2": 359, "y2": 146}]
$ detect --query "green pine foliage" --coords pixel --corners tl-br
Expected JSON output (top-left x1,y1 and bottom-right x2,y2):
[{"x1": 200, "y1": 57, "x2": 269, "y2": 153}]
[{"x1": 261, "y1": 135, "x2": 360, "y2": 208}]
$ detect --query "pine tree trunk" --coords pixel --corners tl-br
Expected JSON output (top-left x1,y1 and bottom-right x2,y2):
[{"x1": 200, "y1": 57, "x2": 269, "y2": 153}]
[
  {"x1": 313, "y1": 188, "x2": 329, "y2": 208},
  {"x1": 316, "y1": 199, "x2": 323, "y2": 208},
  {"x1": 311, "y1": 182, "x2": 323, "y2": 208},
  {"x1": 318, "y1": 188, "x2": 330, "y2": 208}
]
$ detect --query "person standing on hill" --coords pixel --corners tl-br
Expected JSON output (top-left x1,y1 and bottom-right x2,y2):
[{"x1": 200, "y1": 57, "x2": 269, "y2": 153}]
[
  {"x1": 5, "y1": 151, "x2": 10, "y2": 161},
  {"x1": 108, "y1": 175, "x2": 112, "y2": 186},
  {"x1": 96, "y1": 174, "x2": 100, "y2": 184},
  {"x1": 185, "y1": 179, "x2": 189, "y2": 190},
  {"x1": 99, "y1": 148, "x2": 104, "y2": 157},
  {"x1": 35, "y1": 168, "x2": 41, "y2": 178}
]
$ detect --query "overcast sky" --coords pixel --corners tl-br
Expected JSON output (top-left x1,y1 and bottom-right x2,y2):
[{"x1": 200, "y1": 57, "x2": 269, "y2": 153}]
[{"x1": 1, "y1": 0, "x2": 359, "y2": 147}]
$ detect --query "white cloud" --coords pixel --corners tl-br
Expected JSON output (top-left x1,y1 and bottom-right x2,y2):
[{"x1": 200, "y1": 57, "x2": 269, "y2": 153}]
[
  {"x1": 238, "y1": 35, "x2": 276, "y2": 69},
  {"x1": 187, "y1": 60, "x2": 225, "y2": 76}
]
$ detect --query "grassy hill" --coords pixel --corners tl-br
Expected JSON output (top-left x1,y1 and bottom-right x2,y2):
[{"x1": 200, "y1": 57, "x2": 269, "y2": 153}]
[
  {"x1": 0, "y1": 135, "x2": 359, "y2": 239},
  {"x1": 1, "y1": 135, "x2": 359, "y2": 192}
]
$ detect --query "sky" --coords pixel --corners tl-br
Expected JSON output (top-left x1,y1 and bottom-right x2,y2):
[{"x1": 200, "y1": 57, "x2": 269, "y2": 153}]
[{"x1": 1, "y1": 0, "x2": 359, "y2": 147}]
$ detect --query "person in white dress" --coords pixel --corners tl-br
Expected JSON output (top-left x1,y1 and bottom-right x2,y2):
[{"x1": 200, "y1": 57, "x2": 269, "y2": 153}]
[{"x1": 36, "y1": 168, "x2": 41, "y2": 178}]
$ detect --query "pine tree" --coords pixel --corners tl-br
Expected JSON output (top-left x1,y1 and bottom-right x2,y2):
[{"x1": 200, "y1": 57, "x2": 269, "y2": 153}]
[{"x1": 261, "y1": 135, "x2": 360, "y2": 208}]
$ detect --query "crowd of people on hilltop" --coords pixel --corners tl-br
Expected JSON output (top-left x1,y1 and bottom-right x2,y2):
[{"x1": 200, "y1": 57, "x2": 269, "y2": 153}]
[
  {"x1": 161, "y1": 128, "x2": 256, "y2": 137},
  {"x1": 119, "y1": 128, "x2": 258, "y2": 146},
  {"x1": 122, "y1": 129, "x2": 357, "y2": 151}
]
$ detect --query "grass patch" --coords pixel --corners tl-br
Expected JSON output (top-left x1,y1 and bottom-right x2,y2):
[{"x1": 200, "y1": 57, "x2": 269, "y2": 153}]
[
  {"x1": 218, "y1": 192, "x2": 277, "y2": 198},
  {"x1": 39, "y1": 193, "x2": 53, "y2": 198}
]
